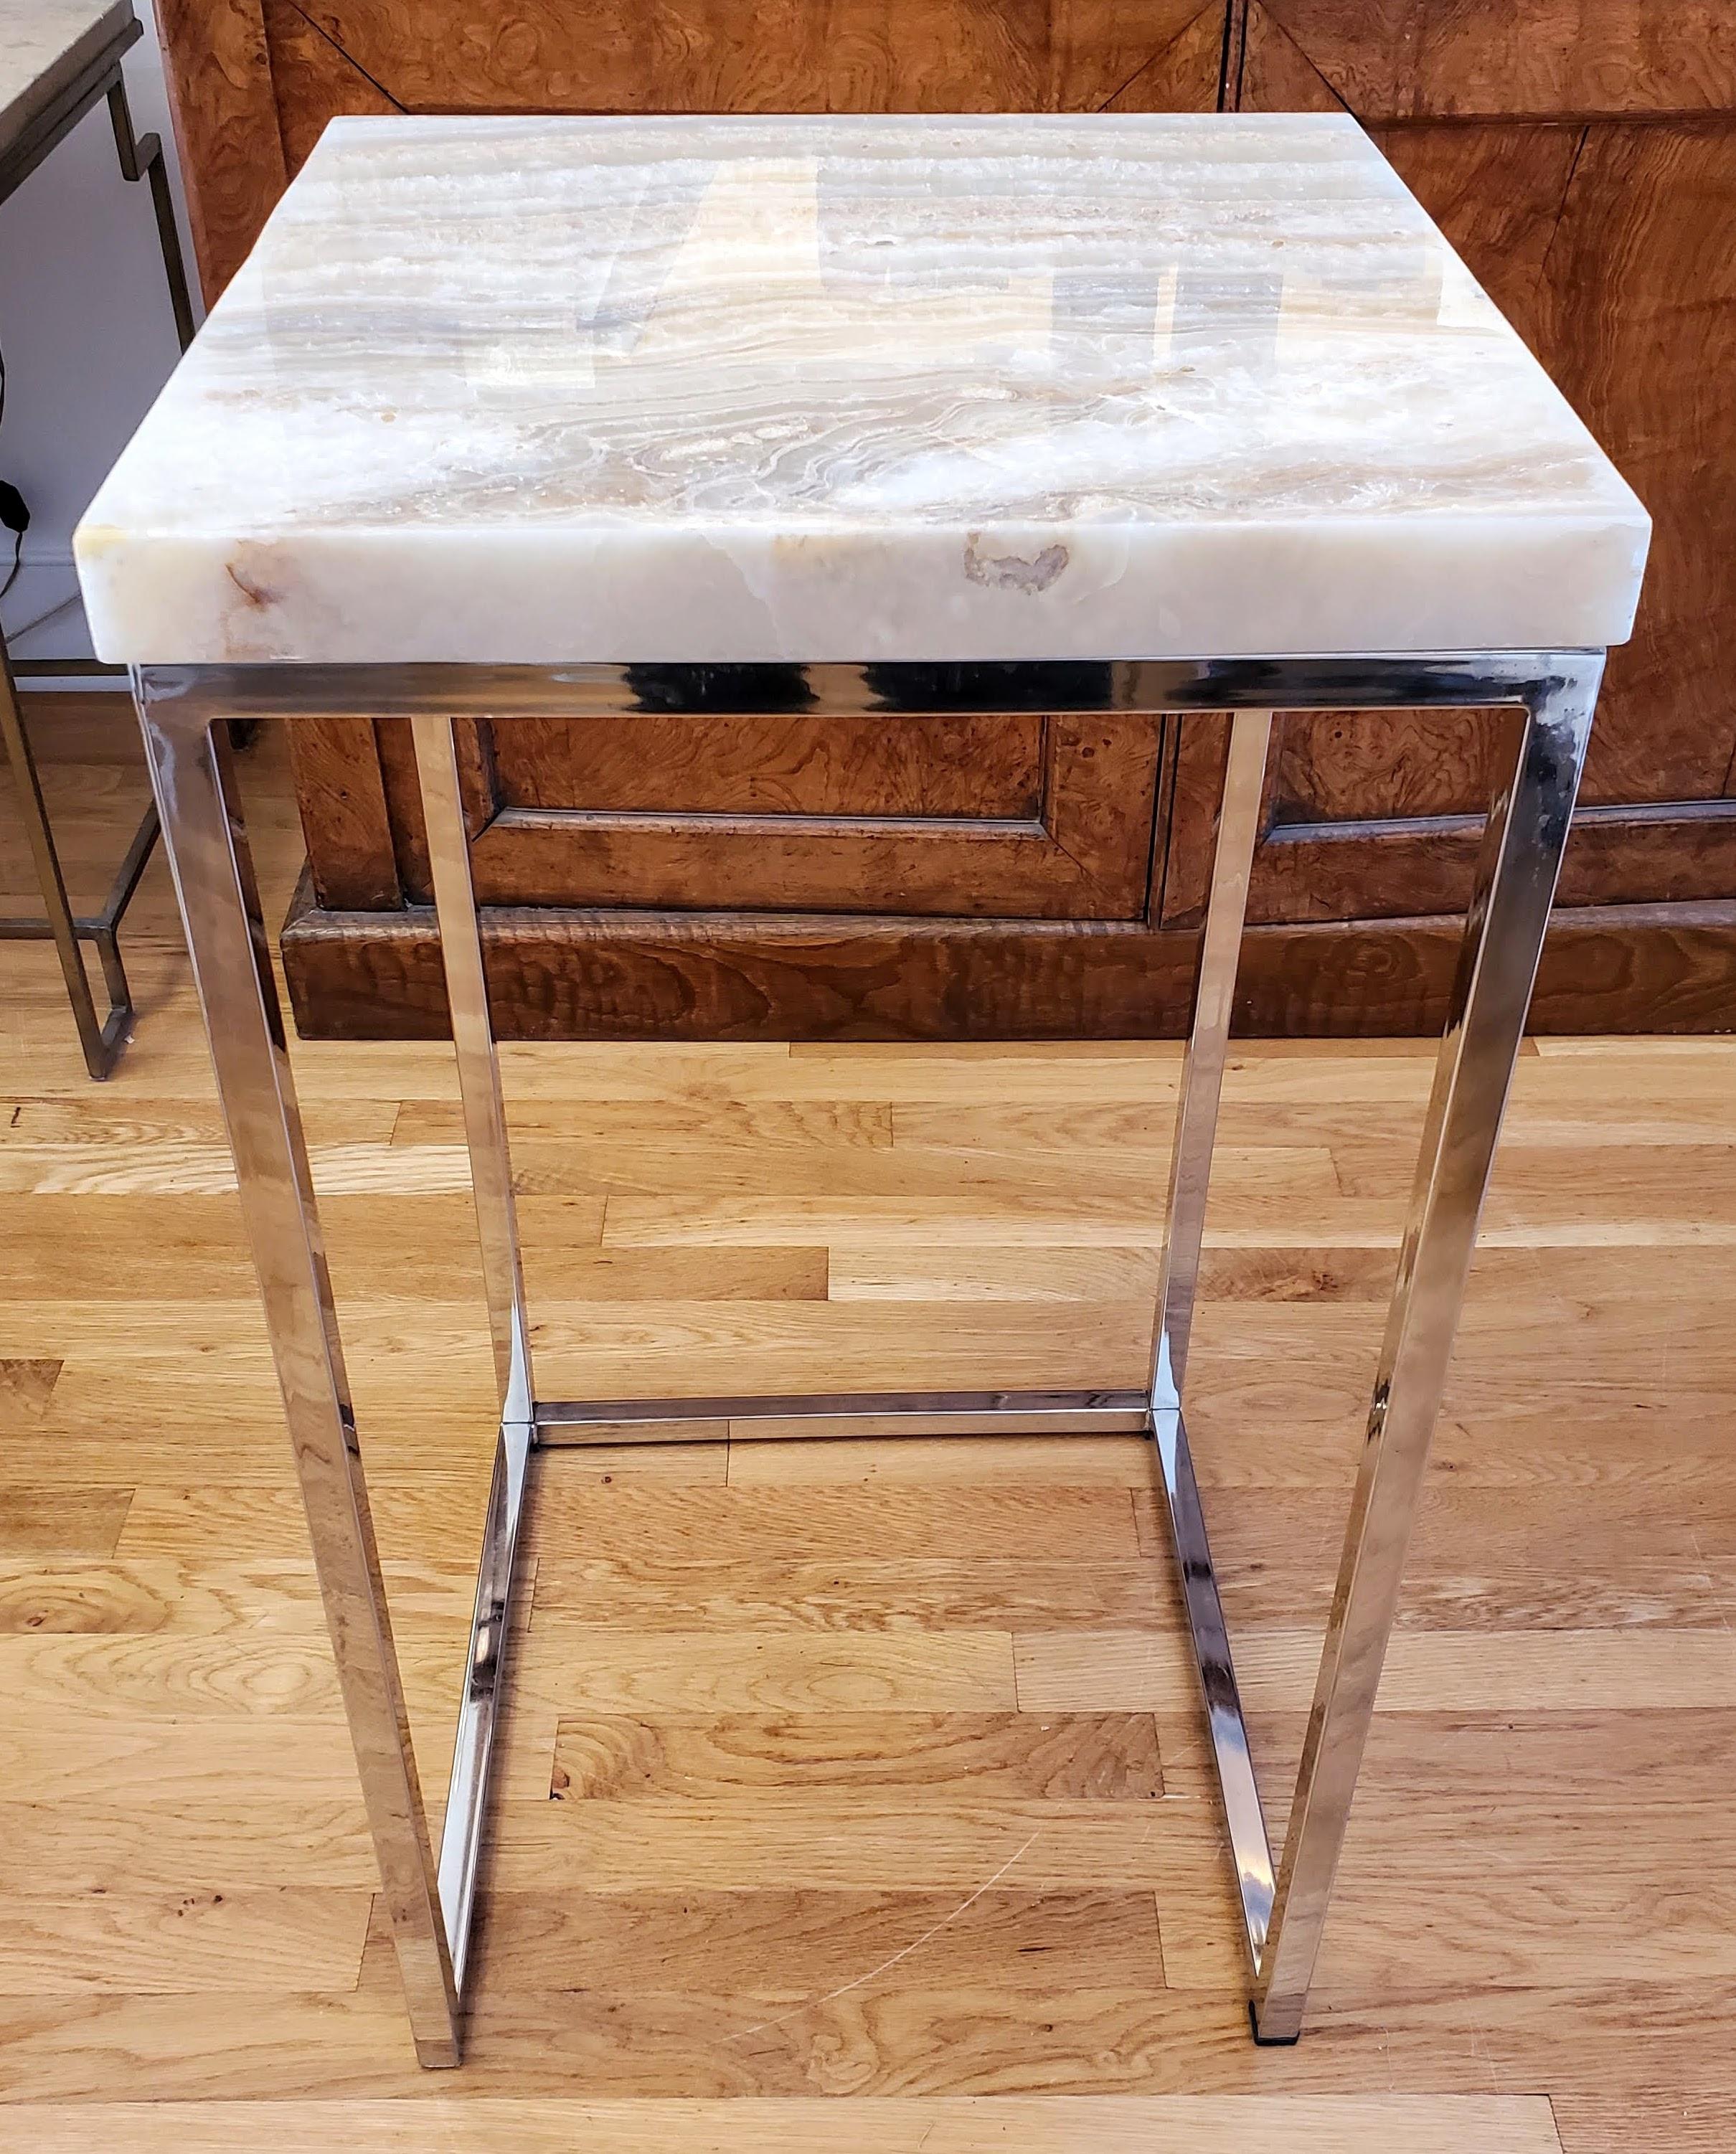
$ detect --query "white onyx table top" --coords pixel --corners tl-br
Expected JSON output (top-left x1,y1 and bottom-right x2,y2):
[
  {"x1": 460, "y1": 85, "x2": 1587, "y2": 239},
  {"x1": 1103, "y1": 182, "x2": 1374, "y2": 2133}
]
[{"x1": 76, "y1": 112, "x2": 1650, "y2": 666}]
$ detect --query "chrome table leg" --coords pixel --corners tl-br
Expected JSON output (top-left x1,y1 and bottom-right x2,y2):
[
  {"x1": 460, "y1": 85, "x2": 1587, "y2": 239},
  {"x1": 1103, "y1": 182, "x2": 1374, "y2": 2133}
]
[
  {"x1": 136, "y1": 699, "x2": 461, "y2": 2066},
  {"x1": 1147, "y1": 711, "x2": 1279, "y2": 1967},
  {"x1": 1251, "y1": 659, "x2": 1600, "y2": 2039},
  {"x1": 411, "y1": 714, "x2": 536, "y2": 1993}
]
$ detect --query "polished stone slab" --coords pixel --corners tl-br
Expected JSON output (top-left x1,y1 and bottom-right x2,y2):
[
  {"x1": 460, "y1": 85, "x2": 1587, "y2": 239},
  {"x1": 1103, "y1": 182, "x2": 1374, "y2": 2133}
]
[
  {"x1": 0, "y1": 0, "x2": 133, "y2": 169},
  {"x1": 75, "y1": 113, "x2": 1650, "y2": 666}
]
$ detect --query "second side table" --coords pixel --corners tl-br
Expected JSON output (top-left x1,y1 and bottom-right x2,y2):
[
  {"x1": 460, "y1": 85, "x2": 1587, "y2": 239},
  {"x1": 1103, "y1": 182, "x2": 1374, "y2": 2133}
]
[{"x1": 0, "y1": 0, "x2": 195, "y2": 1074}]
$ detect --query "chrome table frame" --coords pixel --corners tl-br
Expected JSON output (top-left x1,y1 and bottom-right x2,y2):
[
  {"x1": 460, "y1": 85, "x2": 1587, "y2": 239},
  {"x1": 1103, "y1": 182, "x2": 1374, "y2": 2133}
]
[
  {"x1": 133, "y1": 648, "x2": 1603, "y2": 2065},
  {"x1": 0, "y1": 9, "x2": 197, "y2": 1077}
]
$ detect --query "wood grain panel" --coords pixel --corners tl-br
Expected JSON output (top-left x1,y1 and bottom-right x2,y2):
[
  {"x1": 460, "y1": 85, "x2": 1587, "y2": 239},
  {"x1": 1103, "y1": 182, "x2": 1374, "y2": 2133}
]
[
  {"x1": 356, "y1": 709, "x2": 1164, "y2": 920},
  {"x1": 445, "y1": 715, "x2": 1162, "y2": 920},
  {"x1": 1539, "y1": 122, "x2": 1736, "y2": 809},
  {"x1": 490, "y1": 715, "x2": 1047, "y2": 819},
  {"x1": 1423, "y1": 0, "x2": 1736, "y2": 120},
  {"x1": 1363, "y1": 116, "x2": 1736, "y2": 817},
  {"x1": 280, "y1": 878, "x2": 1736, "y2": 1039},
  {"x1": 290, "y1": 0, "x2": 1217, "y2": 113},
  {"x1": 1232, "y1": 0, "x2": 1344, "y2": 112},
  {"x1": 283, "y1": 716, "x2": 402, "y2": 910},
  {"x1": 160, "y1": 0, "x2": 1227, "y2": 364},
  {"x1": 261, "y1": 0, "x2": 398, "y2": 176},
  {"x1": 1268, "y1": 707, "x2": 1496, "y2": 823},
  {"x1": 1102, "y1": 3, "x2": 1231, "y2": 112},
  {"x1": 1257, "y1": 0, "x2": 1736, "y2": 119},
  {"x1": 0, "y1": 1798, "x2": 381, "y2": 1891},
  {"x1": 1374, "y1": 119, "x2": 1582, "y2": 339},
  {"x1": 722, "y1": 1432, "x2": 1164, "y2": 1483},
  {"x1": 1166, "y1": 722, "x2": 1736, "y2": 928},
  {"x1": 1382, "y1": 116, "x2": 1736, "y2": 816},
  {"x1": 1164, "y1": 1864, "x2": 1736, "y2": 1994},
  {"x1": 154, "y1": 0, "x2": 288, "y2": 299}
]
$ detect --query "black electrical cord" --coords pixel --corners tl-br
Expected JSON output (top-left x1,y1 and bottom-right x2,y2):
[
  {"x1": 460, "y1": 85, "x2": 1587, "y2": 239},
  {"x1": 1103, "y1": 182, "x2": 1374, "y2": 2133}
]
[
  {"x1": 0, "y1": 476, "x2": 28, "y2": 603},
  {"x1": 0, "y1": 335, "x2": 28, "y2": 601}
]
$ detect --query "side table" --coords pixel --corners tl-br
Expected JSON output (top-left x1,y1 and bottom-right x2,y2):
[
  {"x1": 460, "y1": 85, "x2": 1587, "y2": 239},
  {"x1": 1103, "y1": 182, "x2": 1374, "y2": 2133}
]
[
  {"x1": 0, "y1": 0, "x2": 194, "y2": 1076},
  {"x1": 75, "y1": 113, "x2": 1650, "y2": 2066}
]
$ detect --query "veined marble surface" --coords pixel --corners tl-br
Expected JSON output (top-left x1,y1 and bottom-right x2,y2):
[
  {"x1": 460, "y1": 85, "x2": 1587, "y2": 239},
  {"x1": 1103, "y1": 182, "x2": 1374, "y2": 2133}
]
[
  {"x1": 77, "y1": 113, "x2": 1649, "y2": 665},
  {"x1": 0, "y1": 0, "x2": 133, "y2": 167}
]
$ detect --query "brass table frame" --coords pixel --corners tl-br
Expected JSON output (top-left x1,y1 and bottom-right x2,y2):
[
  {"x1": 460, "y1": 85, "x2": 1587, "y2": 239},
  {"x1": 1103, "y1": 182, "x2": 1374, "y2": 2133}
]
[
  {"x1": 133, "y1": 647, "x2": 1603, "y2": 2064},
  {"x1": 1, "y1": 10, "x2": 195, "y2": 1077}
]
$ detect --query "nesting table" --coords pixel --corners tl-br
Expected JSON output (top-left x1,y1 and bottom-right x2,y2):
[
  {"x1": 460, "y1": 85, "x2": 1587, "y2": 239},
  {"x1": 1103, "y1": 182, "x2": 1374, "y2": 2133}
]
[
  {"x1": 0, "y1": 0, "x2": 195, "y2": 1075},
  {"x1": 75, "y1": 113, "x2": 1650, "y2": 2066}
]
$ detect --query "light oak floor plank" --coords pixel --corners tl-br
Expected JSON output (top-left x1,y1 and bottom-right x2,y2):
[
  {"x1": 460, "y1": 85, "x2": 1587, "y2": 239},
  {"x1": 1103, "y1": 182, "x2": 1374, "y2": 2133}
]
[{"x1": 0, "y1": 2094, "x2": 1567, "y2": 2153}]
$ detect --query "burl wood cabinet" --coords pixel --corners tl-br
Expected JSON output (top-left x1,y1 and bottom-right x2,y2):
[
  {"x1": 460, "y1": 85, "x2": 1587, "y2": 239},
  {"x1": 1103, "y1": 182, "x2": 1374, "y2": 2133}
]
[{"x1": 156, "y1": 0, "x2": 1736, "y2": 1036}]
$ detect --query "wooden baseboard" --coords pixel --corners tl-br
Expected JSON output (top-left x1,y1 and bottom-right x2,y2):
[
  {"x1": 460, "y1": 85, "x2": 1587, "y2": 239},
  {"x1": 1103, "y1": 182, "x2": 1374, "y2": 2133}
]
[{"x1": 278, "y1": 875, "x2": 1736, "y2": 1040}]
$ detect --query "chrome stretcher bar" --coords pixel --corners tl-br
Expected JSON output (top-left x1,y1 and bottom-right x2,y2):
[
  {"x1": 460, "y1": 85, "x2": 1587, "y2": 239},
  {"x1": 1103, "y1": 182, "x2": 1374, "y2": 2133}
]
[{"x1": 133, "y1": 648, "x2": 1603, "y2": 2065}]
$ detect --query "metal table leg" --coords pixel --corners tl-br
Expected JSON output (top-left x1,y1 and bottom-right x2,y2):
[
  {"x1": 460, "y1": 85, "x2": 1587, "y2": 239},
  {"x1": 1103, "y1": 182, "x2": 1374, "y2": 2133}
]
[
  {"x1": 1148, "y1": 709, "x2": 1280, "y2": 1970},
  {"x1": 410, "y1": 713, "x2": 537, "y2": 1995},
  {"x1": 1250, "y1": 670, "x2": 1598, "y2": 2039},
  {"x1": 1145, "y1": 665, "x2": 1600, "y2": 2041},
  {"x1": 138, "y1": 712, "x2": 461, "y2": 2066},
  {"x1": 131, "y1": 648, "x2": 1603, "y2": 2063}
]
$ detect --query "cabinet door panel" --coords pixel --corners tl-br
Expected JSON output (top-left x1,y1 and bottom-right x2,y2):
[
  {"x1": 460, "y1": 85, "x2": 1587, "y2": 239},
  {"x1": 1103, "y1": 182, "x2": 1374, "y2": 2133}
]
[
  {"x1": 1535, "y1": 121, "x2": 1736, "y2": 809},
  {"x1": 1217, "y1": 13, "x2": 1736, "y2": 948},
  {"x1": 1164, "y1": 714, "x2": 1736, "y2": 930},
  {"x1": 1266, "y1": 708, "x2": 1495, "y2": 825},
  {"x1": 367, "y1": 710, "x2": 1164, "y2": 921},
  {"x1": 490, "y1": 714, "x2": 1044, "y2": 820},
  {"x1": 1253, "y1": 0, "x2": 1736, "y2": 119}
]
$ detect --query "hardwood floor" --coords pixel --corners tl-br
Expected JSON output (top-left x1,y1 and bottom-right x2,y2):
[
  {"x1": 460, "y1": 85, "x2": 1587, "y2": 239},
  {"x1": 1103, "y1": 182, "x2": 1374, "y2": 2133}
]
[{"x1": 2, "y1": 699, "x2": 1733, "y2": 2150}]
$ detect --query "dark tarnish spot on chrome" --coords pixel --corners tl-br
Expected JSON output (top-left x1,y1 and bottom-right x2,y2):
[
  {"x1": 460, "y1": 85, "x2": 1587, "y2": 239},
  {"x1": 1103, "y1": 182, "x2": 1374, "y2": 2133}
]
[
  {"x1": 225, "y1": 561, "x2": 276, "y2": 608},
  {"x1": 963, "y1": 534, "x2": 1070, "y2": 594}
]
